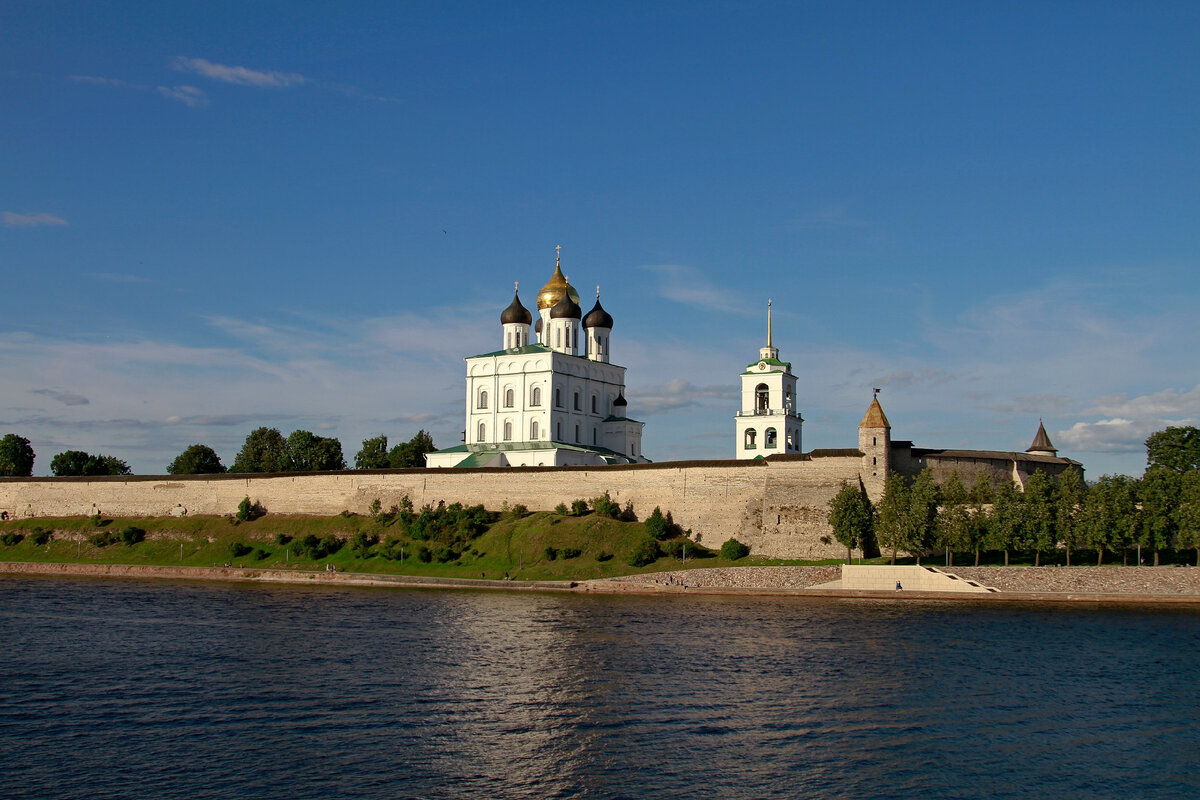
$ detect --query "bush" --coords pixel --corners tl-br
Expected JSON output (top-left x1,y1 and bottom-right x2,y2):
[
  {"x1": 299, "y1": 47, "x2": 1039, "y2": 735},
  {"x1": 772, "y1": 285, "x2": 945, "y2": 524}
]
[
  {"x1": 554, "y1": 503, "x2": 569, "y2": 516},
  {"x1": 119, "y1": 526, "x2": 146, "y2": 546},
  {"x1": 0, "y1": 531, "x2": 23, "y2": 546},
  {"x1": 595, "y1": 551, "x2": 613, "y2": 562},
  {"x1": 350, "y1": 531, "x2": 378, "y2": 558},
  {"x1": 229, "y1": 542, "x2": 252, "y2": 558},
  {"x1": 560, "y1": 547, "x2": 582, "y2": 559},
  {"x1": 237, "y1": 497, "x2": 252, "y2": 522},
  {"x1": 620, "y1": 502, "x2": 638, "y2": 522},
  {"x1": 319, "y1": 535, "x2": 343, "y2": 556},
  {"x1": 571, "y1": 499, "x2": 589, "y2": 516},
  {"x1": 432, "y1": 545, "x2": 456, "y2": 563},
  {"x1": 252, "y1": 548, "x2": 271, "y2": 561},
  {"x1": 721, "y1": 538, "x2": 750, "y2": 561},
  {"x1": 415, "y1": 545, "x2": 432, "y2": 563},
  {"x1": 646, "y1": 507, "x2": 670, "y2": 541},
  {"x1": 627, "y1": 536, "x2": 659, "y2": 567},
  {"x1": 294, "y1": 534, "x2": 321, "y2": 558},
  {"x1": 592, "y1": 492, "x2": 620, "y2": 519},
  {"x1": 544, "y1": 546, "x2": 558, "y2": 561},
  {"x1": 89, "y1": 531, "x2": 117, "y2": 547},
  {"x1": 368, "y1": 498, "x2": 382, "y2": 519},
  {"x1": 510, "y1": 503, "x2": 528, "y2": 518},
  {"x1": 274, "y1": 533, "x2": 292, "y2": 546},
  {"x1": 30, "y1": 527, "x2": 51, "y2": 546}
]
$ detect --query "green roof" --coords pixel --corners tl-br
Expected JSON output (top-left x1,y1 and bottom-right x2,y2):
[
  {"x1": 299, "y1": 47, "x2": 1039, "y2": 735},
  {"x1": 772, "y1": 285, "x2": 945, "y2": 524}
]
[
  {"x1": 743, "y1": 357, "x2": 792, "y2": 373},
  {"x1": 428, "y1": 439, "x2": 640, "y2": 466},
  {"x1": 466, "y1": 343, "x2": 553, "y2": 359}
]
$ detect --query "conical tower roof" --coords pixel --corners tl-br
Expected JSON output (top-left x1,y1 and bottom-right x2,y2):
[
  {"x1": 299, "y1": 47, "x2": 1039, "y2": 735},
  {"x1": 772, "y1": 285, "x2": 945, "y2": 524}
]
[
  {"x1": 1026, "y1": 420, "x2": 1057, "y2": 456},
  {"x1": 859, "y1": 396, "x2": 891, "y2": 429}
]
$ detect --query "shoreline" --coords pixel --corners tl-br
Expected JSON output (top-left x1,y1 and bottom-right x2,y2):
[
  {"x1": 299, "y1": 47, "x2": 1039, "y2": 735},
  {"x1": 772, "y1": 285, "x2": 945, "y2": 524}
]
[{"x1": 3, "y1": 561, "x2": 1200, "y2": 605}]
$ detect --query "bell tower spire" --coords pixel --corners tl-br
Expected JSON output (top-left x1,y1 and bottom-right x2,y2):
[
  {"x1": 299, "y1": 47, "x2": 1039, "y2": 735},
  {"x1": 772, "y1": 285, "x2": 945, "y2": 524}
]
[{"x1": 760, "y1": 299, "x2": 779, "y2": 361}]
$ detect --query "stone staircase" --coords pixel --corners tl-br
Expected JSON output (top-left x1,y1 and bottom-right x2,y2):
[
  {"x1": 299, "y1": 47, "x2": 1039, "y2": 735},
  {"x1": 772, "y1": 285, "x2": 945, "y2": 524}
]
[{"x1": 812, "y1": 564, "x2": 1000, "y2": 593}]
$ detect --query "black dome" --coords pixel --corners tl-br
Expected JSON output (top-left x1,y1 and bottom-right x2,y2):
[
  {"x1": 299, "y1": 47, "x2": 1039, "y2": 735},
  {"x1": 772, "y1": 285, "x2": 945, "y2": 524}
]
[
  {"x1": 549, "y1": 291, "x2": 581, "y2": 319},
  {"x1": 500, "y1": 291, "x2": 532, "y2": 325},
  {"x1": 582, "y1": 298, "x2": 614, "y2": 329},
  {"x1": 535, "y1": 317, "x2": 543, "y2": 334},
  {"x1": 613, "y1": 391, "x2": 627, "y2": 407}
]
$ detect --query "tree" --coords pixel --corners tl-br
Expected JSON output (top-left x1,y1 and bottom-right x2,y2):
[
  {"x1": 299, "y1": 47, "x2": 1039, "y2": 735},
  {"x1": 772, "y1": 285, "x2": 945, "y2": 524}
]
[
  {"x1": 828, "y1": 481, "x2": 874, "y2": 563},
  {"x1": 1178, "y1": 470, "x2": 1200, "y2": 567},
  {"x1": 0, "y1": 434, "x2": 35, "y2": 476},
  {"x1": 231, "y1": 428, "x2": 289, "y2": 473},
  {"x1": 286, "y1": 430, "x2": 345, "y2": 471},
  {"x1": 1137, "y1": 466, "x2": 1180, "y2": 566},
  {"x1": 1082, "y1": 475, "x2": 1138, "y2": 566},
  {"x1": 1022, "y1": 471, "x2": 1057, "y2": 566},
  {"x1": 50, "y1": 450, "x2": 131, "y2": 477},
  {"x1": 1145, "y1": 426, "x2": 1200, "y2": 473},
  {"x1": 355, "y1": 435, "x2": 390, "y2": 469},
  {"x1": 876, "y1": 473, "x2": 909, "y2": 564},
  {"x1": 968, "y1": 473, "x2": 994, "y2": 566},
  {"x1": 904, "y1": 468, "x2": 939, "y2": 565},
  {"x1": 987, "y1": 481, "x2": 1022, "y2": 566},
  {"x1": 388, "y1": 430, "x2": 437, "y2": 468},
  {"x1": 935, "y1": 473, "x2": 971, "y2": 567},
  {"x1": 1055, "y1": 467, "x2": 1087, "y2": 566},
  {"x1": 167, "y1": 444, "x2": 225, "y2": 475}
]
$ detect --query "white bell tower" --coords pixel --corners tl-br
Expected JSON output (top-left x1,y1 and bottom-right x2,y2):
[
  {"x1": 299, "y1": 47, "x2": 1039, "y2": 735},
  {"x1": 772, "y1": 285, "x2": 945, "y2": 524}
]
[{"x1": 735, "y1": 300, "x2": 803, "y2": 459}]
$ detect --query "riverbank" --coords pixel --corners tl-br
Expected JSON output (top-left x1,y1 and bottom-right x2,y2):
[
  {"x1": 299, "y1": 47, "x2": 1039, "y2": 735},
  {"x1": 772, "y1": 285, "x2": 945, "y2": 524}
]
[{"x1": 3, "y1": 561, "x2": 1200, "y2": 604}]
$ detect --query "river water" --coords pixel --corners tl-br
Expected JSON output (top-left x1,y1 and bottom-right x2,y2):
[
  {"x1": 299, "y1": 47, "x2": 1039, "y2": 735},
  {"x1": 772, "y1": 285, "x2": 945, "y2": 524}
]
[{"x1": 0, "y1": 576, "x2": 1197, "y2": 799}]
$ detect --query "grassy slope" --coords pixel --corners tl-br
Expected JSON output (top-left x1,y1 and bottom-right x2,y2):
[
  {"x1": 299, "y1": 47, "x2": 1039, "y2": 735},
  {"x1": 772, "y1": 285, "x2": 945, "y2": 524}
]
[{"x1": 0, "y1": 512, "x2": 846, "y2": 580}]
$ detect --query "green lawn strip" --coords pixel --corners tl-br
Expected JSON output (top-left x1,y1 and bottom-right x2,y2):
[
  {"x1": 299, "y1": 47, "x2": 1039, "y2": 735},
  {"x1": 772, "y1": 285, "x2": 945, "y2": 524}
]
[{"x1": 0, "y1": 511, "x2": 826, "y2": 580}]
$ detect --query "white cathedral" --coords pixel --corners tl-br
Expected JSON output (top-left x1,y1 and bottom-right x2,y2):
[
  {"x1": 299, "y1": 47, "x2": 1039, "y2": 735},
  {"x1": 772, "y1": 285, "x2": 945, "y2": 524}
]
[{"x1": 426, "y1": 248, "x2": 647, "y2": 468}]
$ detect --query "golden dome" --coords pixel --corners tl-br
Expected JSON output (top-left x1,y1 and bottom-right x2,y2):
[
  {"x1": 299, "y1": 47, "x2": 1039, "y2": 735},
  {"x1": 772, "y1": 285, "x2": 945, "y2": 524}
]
[{"x1": 536, "y1": 250, "x2": 581, "y2": 310}]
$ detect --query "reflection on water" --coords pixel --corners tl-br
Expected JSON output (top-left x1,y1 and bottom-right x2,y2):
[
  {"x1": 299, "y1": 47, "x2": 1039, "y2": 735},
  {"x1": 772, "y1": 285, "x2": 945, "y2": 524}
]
[{"x1": 1, "y1": 577, "x2": 1198, "y2": 799}]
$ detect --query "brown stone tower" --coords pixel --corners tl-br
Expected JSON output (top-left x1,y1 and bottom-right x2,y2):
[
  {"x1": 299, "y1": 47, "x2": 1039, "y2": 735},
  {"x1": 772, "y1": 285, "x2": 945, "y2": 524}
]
[{"x1": 858, "y1": 392, "x2": 891, "y2": 502}]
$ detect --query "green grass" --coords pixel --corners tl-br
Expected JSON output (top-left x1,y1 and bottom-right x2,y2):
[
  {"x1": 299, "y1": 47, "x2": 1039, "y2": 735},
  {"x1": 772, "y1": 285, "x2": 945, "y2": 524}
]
[{"x1": 0, "y1": 511, "x2": 832, "y2": 580}]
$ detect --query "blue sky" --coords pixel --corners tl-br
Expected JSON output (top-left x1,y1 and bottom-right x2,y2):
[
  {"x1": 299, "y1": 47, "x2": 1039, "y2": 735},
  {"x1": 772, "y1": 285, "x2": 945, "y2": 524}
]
[{"x1": 3, "y1": 1, "x2": 1197, "y2": 477}]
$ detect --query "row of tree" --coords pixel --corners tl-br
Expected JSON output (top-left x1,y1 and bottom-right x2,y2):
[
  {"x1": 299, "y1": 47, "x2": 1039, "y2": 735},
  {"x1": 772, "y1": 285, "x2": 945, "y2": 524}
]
[
  {"x1": 829, "y1": 426, "x2": 1200, "y2": 566},
  {"x1": 168, "y1": 429, "x2": 439, "y2": 474},
  {"x1": 0, "y1": 428, "x2": 438, "y2": 477}
]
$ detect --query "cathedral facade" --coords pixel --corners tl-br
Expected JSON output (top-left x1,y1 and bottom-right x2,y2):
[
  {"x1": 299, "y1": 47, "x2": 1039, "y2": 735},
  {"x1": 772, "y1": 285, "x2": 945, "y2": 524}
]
[{"x1": 426, "y1": 249, "x2": 646, "y2": 468}]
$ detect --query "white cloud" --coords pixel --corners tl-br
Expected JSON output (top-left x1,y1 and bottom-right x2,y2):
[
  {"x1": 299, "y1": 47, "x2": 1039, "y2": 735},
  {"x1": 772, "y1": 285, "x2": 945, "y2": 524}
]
[
  {"x1": 3, "y1": 212, "x2": 67, "y2": 227},
  {"x1": 642, "y1": 264, "x2": 754, "y2": 314},
  {"x1": 69, "y1": 75, "x2": 142, "y2": 89},
  {"x1": 172, "y1": 57, "x2": 307, "y2": 88},
  {"x1": 155, "y1": 85, "x2": 208, "y2": 107},
  {"x1": 31, "y1": 389, "x2": 89, "y2": 407}
]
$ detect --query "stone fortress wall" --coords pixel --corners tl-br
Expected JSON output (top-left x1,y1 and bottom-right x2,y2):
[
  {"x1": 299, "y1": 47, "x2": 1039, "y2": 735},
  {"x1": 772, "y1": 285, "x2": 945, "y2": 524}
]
[{"x1": 0, "y1": 453, "x2": 869, "y2": 560}]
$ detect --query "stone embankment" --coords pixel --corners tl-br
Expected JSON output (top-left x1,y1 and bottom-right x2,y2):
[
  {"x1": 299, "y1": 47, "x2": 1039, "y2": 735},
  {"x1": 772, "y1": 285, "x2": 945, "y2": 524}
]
[{"x1": 607, "y1": 565, "x2": 1200, "y2": 599}]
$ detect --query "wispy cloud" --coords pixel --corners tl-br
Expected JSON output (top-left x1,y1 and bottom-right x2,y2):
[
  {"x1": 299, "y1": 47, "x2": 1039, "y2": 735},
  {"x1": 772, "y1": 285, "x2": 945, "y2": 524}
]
[
  {"x1": 172, "y1": 57, "x2": 307, "y2": 88},
  {"x1": 642, "y1": 264, "x2": 753, "y2": 315},
  {"x1": 85, "y1": 272, "x2": 150, "y2": 284},
  {"x1": 69, "y1": 75, "x2": 143, "y2": 89},
  {"x1": 155, "y1": 85, "x2": 208, "y2": 107},
  {"x1": 872, "y1": 369, "x2": 953, "y2": 389},
  {"x1": 3, "y1": 212, "x2": 67, "y2": 227},
  {"x1": 793, "y1": 204, "x2": 869, "y2": 230},
  {"x1": 1055, "y1": 385, "x2": 1200, "y2": 455},
  {"x1": 634, "y1": 379, "x2": 734, "y2": 415},
  {"x1": 31, "y1": 389, "x2": 89, "y2": 407}
]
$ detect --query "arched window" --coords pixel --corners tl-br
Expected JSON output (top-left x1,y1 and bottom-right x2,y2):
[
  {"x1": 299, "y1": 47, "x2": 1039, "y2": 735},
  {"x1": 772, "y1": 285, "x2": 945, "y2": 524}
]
[
  {"x1": 531, "y1": 420, "x2": 539, "y2": 440},
  {"x1": 787, "y1": 431, "x2": 795, "y2": 450},
  {"x1": 755, "y1": 384, "x2": 769, "y2": 413},
  {"x1": 745, "y1": 428, "x2": 757, "y2": 448},
  {"x1": 591, "y1": 395, "x2": 597, "y2": 414},
  {"x1": 556, "y1": 422, "x2": 562, "y2": 440},
  {"x1": 785, "y1": 388, "x2": 793, "y2": 412},
  {"x1": 592, "y1": 428, "x2": 597, "y2": 445},
  {"x1": 575, "y1": 424, "x2": 580, "y2": 443},
  {"x1": 504, "y1": 388, "x2": 514, "y2": 408},
  {"x1": 574, "y1": 391, "x2": 581, "y2": 411},
  {"x1": 477, "y1": 422, "x2": 486, "y2": 442},
  {"x1": 555, "y1": 388, "x2": 562, "y2": 408},
  {"x1": 766, "y1": 428, "x2": 777, "y2": 448},
  {"x1": 478, "y1": 390, "x2": 488, "y2": 410},
  {"x1": 503, "y1": 421, "x2": 512, "y2": 441},
  {"x1": 531, "y1": 387, "x2": 542, "y2": 407}
]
